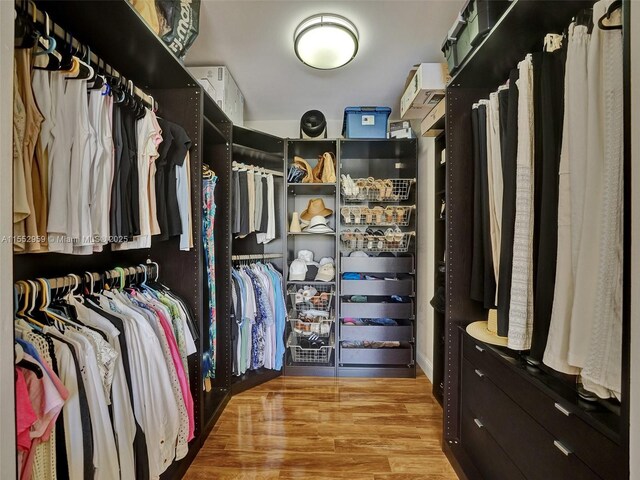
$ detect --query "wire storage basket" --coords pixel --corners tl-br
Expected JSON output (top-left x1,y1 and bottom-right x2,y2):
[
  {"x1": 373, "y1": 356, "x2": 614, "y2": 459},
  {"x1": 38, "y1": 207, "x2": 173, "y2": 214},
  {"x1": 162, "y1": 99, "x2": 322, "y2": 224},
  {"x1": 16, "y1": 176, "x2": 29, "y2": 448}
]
[
  {"x1": 340, "y1": 205, "x2": 414, "y2": 227},
  {"x1": 289, "y1": 317, "x2": 334, "y2": 337},
  {"x1": 342, "y1": 178, "x2": 415, "y2": 202},
  {"x1": 287, "y1": 332, "x2": 334, "y2": 363},
  {"x1": 340, "y1": 231, "x2": 415, "y2": 253},
  {"x1": 288, "y1": 284, "x2": 334, "y2": 313}
]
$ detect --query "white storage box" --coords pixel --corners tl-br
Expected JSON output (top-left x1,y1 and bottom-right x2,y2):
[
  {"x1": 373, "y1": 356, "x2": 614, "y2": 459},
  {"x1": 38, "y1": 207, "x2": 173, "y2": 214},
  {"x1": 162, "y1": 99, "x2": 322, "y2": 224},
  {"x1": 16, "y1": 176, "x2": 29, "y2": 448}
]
[
  {"x1": 188, "y1": 66, "x2": 244, "y2": 126},
  {"x1": 400, "y1": 63, "x2": 449, "y2": 120},
  {"x1": 420, "y1": 97, "x2": 446, "y2": 137}
]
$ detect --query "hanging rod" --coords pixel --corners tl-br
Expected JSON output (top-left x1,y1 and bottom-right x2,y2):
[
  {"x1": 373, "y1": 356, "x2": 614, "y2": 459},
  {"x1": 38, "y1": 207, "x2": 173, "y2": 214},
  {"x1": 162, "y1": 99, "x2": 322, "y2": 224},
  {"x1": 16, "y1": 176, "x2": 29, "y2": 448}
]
[
  {"x1": 232, "y1": 161, "x2": 284, "y2": 178},
  {"x1": 232, "y1": 253, "x2": 283, "y2": 261},
  {"x1": 18, "y1": 2, "x2": 157, "y2": 111},
  {"x1": 14, "y1": 261, "x2": 159, "y2": 296}
]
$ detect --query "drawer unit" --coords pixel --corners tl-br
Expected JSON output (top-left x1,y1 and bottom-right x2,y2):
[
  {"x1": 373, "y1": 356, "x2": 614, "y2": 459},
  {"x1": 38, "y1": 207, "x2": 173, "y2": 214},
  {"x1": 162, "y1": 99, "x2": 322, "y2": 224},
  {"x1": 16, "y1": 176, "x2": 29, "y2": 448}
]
[
  {"x1": 340, "y1": 300, "x2": 414, "y2": 319},
  {"x1": 340, "y1": 324, "x2": 414, "y2": 342},
  {"x1": 339, "y1": 344, "x2": 413, "y2": 365},
  {"x1": 461, "y1": 405, "x2": 526, "y2": 480},
  {"x1": 340, "y1": 255, "x2": 414, "y2": 274},
  {"x1": 341, "y1": 278, "x2": 414, "y2": 296},
  {"x1": 462, "y1": 359, "x2": 600, "y2": 480},
  {"x1": 463, "y1": 333, "x2": 624, "y2": 480}
]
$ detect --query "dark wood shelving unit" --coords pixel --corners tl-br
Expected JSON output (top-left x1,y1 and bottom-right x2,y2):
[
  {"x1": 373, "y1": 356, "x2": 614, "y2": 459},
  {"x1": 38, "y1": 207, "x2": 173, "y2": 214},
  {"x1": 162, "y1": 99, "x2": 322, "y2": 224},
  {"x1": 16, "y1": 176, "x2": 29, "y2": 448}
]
[
  {"x1": 443, "y1": 1, "x2": 630, "y2": 479},
  {"x1": 432, "y1": 131, "x2": 446, "y2": 406}
]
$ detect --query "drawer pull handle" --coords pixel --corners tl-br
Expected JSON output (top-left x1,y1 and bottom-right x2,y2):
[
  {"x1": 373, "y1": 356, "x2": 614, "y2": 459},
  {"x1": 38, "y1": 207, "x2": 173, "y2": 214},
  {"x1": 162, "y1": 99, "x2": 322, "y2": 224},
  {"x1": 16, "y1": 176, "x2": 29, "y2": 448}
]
[
  {"x1": 475, "y1": 345, "x2": 485, "y2": 353},
  {"x1": 554, "y1": 440, "x2": 571, "y2": 456},
  {"x1": 474, "y1": 418, "x2": 484, "y2": 429},
  {"x1": 474, "y1": 369, "x2": 485, "y2": 378},
  {"x1": 554, "y1": 403, "x2": 571, "y2": 416}
]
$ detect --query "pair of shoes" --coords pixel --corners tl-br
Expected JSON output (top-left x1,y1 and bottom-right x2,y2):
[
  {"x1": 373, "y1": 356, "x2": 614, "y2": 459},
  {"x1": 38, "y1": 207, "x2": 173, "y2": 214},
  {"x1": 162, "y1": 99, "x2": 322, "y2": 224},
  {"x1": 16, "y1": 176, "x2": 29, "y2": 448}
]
[{"x1": 341, "y1": 174, "x2": 360, "y2": 197}]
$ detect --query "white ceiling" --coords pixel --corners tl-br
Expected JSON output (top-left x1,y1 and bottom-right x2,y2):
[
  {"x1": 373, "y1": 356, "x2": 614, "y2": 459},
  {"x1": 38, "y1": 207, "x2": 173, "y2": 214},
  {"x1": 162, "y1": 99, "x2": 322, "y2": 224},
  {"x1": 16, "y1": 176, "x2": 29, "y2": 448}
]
[{"x1": 185, "y1": 0, "x2": 463, "y2": 122}]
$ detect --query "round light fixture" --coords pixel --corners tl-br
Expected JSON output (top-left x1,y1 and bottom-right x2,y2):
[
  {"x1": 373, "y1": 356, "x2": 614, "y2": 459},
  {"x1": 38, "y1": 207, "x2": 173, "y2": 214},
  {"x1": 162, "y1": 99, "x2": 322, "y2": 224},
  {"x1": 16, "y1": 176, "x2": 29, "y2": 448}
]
[{"x1": 294, "y1": 14, "x2": 359, "y2": 70}]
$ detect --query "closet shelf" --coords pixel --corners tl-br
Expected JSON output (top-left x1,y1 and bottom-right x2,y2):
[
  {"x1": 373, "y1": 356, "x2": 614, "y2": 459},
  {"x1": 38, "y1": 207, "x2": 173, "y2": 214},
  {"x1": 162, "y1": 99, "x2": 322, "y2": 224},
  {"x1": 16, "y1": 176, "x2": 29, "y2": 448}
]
[
  {"x1": 288, "y1": 232, "x2": 336, "y2": 236},
  {"x1": 203, "y1": 116, "x2": 228, "y2": 144},
  {"x1": 39, "y1": 0, "x2": 198, "y2": 89},
  {"x1": 287, "y1": 183, "x2": 336, "y2": 196},
  {"x1": 233, "y1": 143, "x2": 284, "y2": 163},
  {"x1": 449, "y1": 0, "x2": 596, "y2": 86}
]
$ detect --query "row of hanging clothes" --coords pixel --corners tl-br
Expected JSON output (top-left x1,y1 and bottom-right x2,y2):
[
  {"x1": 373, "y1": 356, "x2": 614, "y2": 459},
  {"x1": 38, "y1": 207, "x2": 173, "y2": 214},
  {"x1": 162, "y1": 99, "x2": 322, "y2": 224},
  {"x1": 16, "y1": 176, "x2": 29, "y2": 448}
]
[
  {"x1": 13, "y1": 4, "x2": 193, "y2": 255},
  {"x1": 468, "y1": 1, "x2": 623, "y2": 400},
  {"x1": 14, "y1": 264, "x2": 199, "y2": 480},
  {"x1": 231, "y1": 162, "x2": 280, "y2": 244},
  {"x1": 231, "y1": 261, "x2": 287, "y2": 376}
]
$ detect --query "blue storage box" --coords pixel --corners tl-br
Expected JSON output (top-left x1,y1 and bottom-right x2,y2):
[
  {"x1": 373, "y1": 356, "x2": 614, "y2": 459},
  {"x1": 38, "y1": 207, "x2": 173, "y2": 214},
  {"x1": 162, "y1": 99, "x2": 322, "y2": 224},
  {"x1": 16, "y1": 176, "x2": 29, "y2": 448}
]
[{"x1": 342, "y1": 107, "x2": 392, "y2": 139}]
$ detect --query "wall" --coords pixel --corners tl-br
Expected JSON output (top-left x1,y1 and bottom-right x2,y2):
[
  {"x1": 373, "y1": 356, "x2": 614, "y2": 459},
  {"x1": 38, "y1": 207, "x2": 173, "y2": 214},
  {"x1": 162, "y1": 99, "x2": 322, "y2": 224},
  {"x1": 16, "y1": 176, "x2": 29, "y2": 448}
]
[
  {"x1": 0, "y1": 1, "x2": 15, "y2": 478},
  {"x1": 245, "y1": 119, "x2": 344, "y2": 139},
  {"x1": 415, "y1": 130, "x2": 436, "y2": 380},
  {"x1": 631, "y1": 2, "x2": 639, "y2": 478}
]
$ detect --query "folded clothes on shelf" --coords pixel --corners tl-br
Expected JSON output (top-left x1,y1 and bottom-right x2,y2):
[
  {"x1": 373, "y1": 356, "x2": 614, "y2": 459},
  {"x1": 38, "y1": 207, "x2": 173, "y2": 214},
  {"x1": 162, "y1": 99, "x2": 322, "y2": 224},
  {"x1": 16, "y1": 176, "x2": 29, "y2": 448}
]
[
  {"x1": 342, "y1": 318, "x2": 398, "y2": 326},
  {"x1": 341, "y1": 341, "x2": 401, "y2": 348}
]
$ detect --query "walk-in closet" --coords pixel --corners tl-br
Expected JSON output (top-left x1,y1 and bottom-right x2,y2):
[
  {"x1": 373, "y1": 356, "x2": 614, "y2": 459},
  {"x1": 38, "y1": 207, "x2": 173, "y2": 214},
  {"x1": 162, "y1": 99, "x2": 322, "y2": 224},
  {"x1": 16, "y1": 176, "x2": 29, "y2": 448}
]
[{"x1": 1, "y1": 0, "x2": 636, "y2": 479}]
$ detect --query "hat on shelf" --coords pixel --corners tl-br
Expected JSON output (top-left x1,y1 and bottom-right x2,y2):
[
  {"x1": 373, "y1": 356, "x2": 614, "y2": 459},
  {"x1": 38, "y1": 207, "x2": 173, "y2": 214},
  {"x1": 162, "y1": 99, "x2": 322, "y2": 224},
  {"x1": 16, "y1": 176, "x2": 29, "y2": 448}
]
[
  {"x1": 319, "y1": 257, "x2": 334, "y2": 266},
  {"x1": 289, "y1": 212, "x2": 302, "y2": 233},
  {"x1": 297, "y1": 249, "x2": 315, "y2": 263},
  {"x1": 305, "y1": 264, "x2": 319, "y2": 281},
  {"x1": 303, "y1": 215, "x2": 334, "y2": 234},
  {"x1": 466, "y1": 309, "x2": 508, "y2": 347},
  {"x1": 315, "y1": 263, "x2": 335, "y2": 282},
  {"x1": 349, "y1": 251, "x2": 369, "y2": 257},
  {"x1": 289, "y1": 259, "x2": 308, "y2": 281},
  {"x1": 301, "y1": 198, "x2": 333, "y2": 221}
]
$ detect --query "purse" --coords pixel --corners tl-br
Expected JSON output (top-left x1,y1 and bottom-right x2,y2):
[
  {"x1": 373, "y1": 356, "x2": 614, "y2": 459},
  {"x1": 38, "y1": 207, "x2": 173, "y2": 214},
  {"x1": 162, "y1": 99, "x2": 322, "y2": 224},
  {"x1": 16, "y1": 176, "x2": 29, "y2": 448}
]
[
  {"x1": 320, "y1": 152, "x2": 336, "y2": 183},
  {"x1": 293, "y1": 156, "x2": 319, "y2": 183}
]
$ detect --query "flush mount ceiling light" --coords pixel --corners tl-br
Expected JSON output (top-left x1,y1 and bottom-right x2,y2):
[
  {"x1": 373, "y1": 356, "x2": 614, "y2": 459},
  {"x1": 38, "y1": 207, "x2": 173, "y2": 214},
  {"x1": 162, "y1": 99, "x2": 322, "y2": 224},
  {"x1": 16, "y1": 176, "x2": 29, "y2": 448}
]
[{"x1": 294, "y1": 14, "x2": 359, "y2": 70}]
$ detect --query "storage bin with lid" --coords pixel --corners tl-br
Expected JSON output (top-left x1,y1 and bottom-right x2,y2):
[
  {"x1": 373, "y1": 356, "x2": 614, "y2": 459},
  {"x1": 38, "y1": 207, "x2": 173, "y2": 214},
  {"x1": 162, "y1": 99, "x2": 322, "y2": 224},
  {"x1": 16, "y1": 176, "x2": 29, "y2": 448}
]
[{"x1": 342, "y1": 107, "x2": 391, "y2": 139}]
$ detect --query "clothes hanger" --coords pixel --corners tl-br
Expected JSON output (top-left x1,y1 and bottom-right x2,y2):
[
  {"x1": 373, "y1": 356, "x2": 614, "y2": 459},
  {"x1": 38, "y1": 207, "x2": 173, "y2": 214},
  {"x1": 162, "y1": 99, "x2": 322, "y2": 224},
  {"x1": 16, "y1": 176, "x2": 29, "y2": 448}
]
[
  {"x1": 575, "y1": 8, "x2": 594, "y2": 32},
  {"x1": 14, "y1": 0, "x2": 38, "y2": 49},
  {"x1": 66, "y1": 44, "x2": 95, "y2": 80},
  {"x1": 15, "y1": 343, "x2": 44, "y2": 379},
  {"x1": 598, "y1": 0, "x2": 622, "y2": 30}
]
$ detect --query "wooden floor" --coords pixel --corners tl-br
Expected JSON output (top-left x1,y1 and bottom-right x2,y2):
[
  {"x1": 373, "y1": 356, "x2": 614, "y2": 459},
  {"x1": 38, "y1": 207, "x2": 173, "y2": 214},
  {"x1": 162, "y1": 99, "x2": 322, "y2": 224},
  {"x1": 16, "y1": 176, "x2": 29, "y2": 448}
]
[{"x1": 184, "y1": 371, "x2": 458, "y2": 480}]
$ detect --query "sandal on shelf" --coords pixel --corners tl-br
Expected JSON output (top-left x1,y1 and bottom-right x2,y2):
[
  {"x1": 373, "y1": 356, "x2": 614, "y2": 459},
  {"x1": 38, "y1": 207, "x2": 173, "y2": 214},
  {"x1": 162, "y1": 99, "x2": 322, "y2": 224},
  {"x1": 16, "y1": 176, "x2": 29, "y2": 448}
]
[
  {"x1": 384, "y1": 206, "x2": 395, "y2": 224},
  {"x1": 341, "y1": 175, "x2": 352, "y2": 196},
  {"x1": 364, "y1": 207, "x2": 373, "y2": 224},
  {"x1": 371, "y1": 206, "x2": 384, "y2": 225},
  {"x1": 384, "y1": 179, "x2": 395, "y2": 199},
  {"x1": 351, "y1": 206, "x2": 362, "y2": 225},
  {"x1": 341, "y1": 207, "x2": 352, "y2": 224},
  {"x1": 396, "y1": 207, "x2": 406, "y2": 224},
  {"x1": 355, "y1": 179, "x2": 368, "y2": 199}
]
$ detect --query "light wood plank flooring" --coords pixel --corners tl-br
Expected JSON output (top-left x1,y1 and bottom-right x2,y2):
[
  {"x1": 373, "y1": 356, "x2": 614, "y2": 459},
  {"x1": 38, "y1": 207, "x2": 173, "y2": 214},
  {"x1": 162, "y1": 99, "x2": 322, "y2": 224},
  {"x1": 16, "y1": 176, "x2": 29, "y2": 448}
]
[{"x1": 185, "y1": 370, "x2": 458, "y2": 479}]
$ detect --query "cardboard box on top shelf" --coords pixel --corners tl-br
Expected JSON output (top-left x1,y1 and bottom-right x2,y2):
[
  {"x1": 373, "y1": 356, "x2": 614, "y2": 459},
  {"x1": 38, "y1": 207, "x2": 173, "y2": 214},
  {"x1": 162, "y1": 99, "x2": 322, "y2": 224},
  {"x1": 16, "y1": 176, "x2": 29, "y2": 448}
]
[
  {"x1": 187, "y1": 66, "x2": 245, "y2": 126},
  {"x1": 400, "y1": 63, "x2": 450, "y2": 120},
  {"x1": 420, "y1": 97, "x2": 446, "y2": 137}
]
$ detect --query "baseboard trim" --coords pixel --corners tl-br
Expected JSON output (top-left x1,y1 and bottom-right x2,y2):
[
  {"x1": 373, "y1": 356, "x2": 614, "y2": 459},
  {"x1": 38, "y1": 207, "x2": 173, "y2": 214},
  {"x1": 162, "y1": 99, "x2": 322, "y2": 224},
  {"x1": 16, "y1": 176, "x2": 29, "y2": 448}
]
[{"x1": 417, "y1": 351, "x2": 433, "y2": 382}]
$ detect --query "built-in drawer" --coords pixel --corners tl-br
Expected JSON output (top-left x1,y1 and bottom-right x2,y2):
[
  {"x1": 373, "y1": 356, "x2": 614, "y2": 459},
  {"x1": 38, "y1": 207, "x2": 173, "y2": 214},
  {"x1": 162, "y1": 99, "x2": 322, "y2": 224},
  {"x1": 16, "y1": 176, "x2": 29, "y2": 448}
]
[
  {"x1": 462, "y1": 359, "x2": 600, "y2": 480},
  {"x1": 340, "y1": 301, "x2": 414, "y2": 319},
  {"x1": 340, "y1": 324, "x2": 414, "y2": 342},
  {"x1": 339, "y1": 343, "x2": 413, "y2": 365},
  {"x1": 340, "y1": 255, "x2": 414, "y2": 274},
  {"x1": 461, "y1": 405, "x2": 526, "y2": 480},
  {"x1": 463, "y1": 333, "x2": 624, "y2": 480},
  {"x1": 341, "y1": 278, "x2": 414, "y2": 296}
]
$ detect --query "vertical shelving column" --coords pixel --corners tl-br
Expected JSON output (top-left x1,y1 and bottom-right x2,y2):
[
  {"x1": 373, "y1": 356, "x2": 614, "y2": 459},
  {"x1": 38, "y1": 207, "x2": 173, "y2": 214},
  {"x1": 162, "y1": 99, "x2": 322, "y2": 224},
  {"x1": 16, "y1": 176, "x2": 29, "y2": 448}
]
[
  {"x1": 338, "y1": 139, "x2": 418, "y2": 378},
  {"x1": 432, "y1": 131, "x2": 447, "y2": 405},
  {"x1": 284, "y1": 139, "x2": 338, "y2": 376}
]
